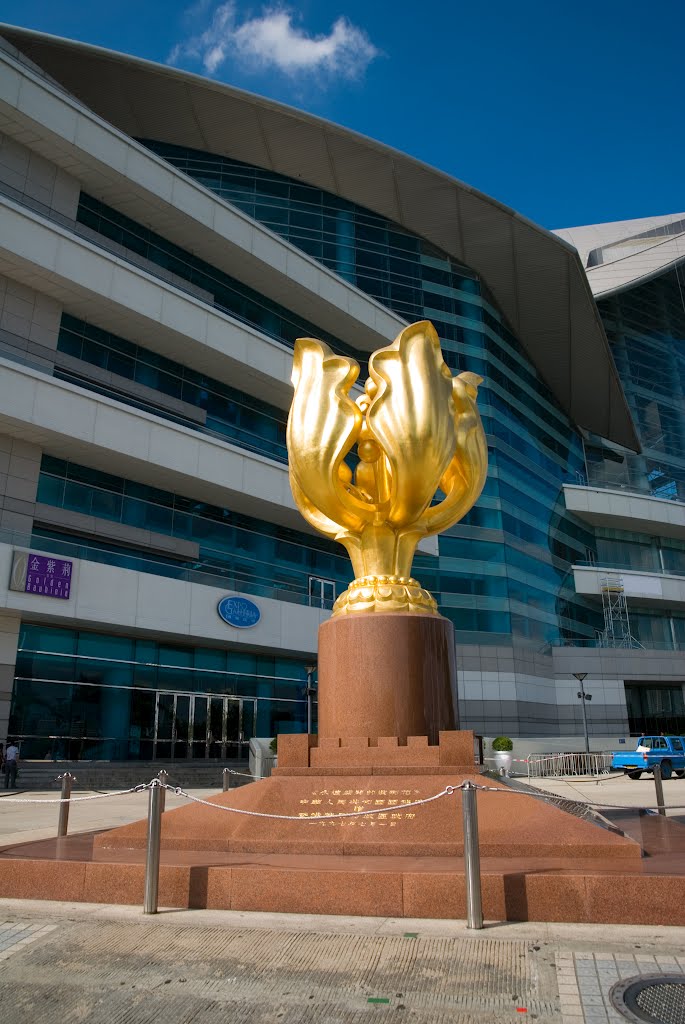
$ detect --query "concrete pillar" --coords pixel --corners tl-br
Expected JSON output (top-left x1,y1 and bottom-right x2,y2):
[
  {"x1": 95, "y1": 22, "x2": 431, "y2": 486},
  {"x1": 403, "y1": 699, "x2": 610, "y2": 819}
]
[
  {"x1": 0, "y1": 614, "x2": 20, "y2": 743},
  {"x1": 0, "y1": 435, "x2": 42, "y2": 543},
  {"x1": 0, "y1": 272, "x2": 62, "y2": 371},
  {"x1": 0, "y1": 131, "x2": 80, "y2": 220}
]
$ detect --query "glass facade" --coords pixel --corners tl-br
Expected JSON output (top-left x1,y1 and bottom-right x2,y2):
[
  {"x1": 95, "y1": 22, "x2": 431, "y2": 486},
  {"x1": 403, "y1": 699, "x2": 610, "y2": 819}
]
[
  {"x1": 578, "y1": 261, "x2": 685, "y2": 647},
  {"x1": 11, "y1": 624, "x2": 312, "y2": 760},
  {"x1": 35, "y1": 456, "x2": 352, "y2": 607},
  {"x1": 57, "y1": 314, "x2": 288, "y2": 463},
  {"x1": 138, "y1": 141, "x2": 601, "y2": 646},
  {"x1": 594, "y1": 527, "x2": 685, "y2": 577},
  {"x1": 590, "y1": 264, "x2": 685, "y2": 501},
  {"x1": 625, "y1": 683, "x2": 685, "y2": 735},
  {"x1": 76, "y1": 192, "x2": 364, "y2": 369},
  {"x1": 20, "y1": 139, "x2": 685, "y2": 753}
]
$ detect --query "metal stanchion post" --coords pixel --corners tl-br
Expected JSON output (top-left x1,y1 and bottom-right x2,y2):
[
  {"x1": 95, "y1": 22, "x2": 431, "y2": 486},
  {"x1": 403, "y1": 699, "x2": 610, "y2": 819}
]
[
  {"x1": 653, "y1": 763, "x2": 666, "y2": 817},
  {"x1": 223, "y1": 768, "x2": 231, "y2": 792},
  {"x1": 57, "y1": 773, "x2": 74, "y2": 838},
  {"x1": 461, "y1": 781, "x2": 484, "y2": 930},
  {"x1": 143, "y1": 781, "x2": 163, "y2": 914},
  {"x1": 157, "y1": 769, "x2": 168, "y2": 813}
]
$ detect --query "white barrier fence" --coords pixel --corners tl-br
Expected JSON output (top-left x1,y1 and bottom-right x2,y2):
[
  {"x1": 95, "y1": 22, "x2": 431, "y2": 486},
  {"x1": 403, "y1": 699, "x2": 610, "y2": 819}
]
[{"x1": 527, "y1": 751, "x2": 614, "y2": 779}]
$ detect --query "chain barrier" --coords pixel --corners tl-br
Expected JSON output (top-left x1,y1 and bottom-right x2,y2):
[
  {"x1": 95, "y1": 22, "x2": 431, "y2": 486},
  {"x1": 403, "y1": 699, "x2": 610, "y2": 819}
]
[
  {"x1": 471, "y1": 779, "x2": 685, "y2": 813},
  {"x1": 166, "y1": 782, "x2": 457, "y2": 821},
  {"x1": 1, "y1": 774, "x2": 683, "y2": 815},
  {"x1": 0, "y1": 784, "x2": 148, "y2": 804}
]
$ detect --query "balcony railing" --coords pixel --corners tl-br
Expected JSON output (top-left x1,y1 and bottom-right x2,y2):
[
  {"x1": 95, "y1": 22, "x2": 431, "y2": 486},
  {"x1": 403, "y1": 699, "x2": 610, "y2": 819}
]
[
  {"x1": 567, "y1": 476, "x2": 684, "y2": 504},
  {"x1": 542, "y1": 638, "x2": 685, "y2": 652}
]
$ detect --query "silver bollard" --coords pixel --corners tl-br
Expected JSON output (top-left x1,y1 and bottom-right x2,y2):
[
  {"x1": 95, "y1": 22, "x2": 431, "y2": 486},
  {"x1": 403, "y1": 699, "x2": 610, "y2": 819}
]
[
  {"x1": 157, "y1": 769, "x2": 169, "y2": 813},
  {"x1": 57, "y1": 773, "x2": 74, "y2": 838},
  {"x1": 462, "y1": 781, "x2": 484, "y2": 930},
  {"x1": 143, "y1": 780, "x2": 163, "y2": 914},
  {"x1": 222, "y1": 768, "x2": 231, "y2": 792},
  {"x1": 653, "y1": 763, "x2": 666, "y2": 817}
]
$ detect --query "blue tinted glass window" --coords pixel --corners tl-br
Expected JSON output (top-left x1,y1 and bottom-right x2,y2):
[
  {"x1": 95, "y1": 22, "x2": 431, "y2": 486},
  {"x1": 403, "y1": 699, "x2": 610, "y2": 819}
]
[
  {"x1": 132, "y1": 141, "x2": 599, "y2": 644},
  {"x1": 34, "y1": 457, "x2": 350, "y2": 608}
]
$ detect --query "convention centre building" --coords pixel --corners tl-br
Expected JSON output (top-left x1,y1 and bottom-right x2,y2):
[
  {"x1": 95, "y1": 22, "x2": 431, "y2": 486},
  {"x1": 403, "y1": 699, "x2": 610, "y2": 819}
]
[{"x1": 0, "y1": 25, "x2": 683, "y2": 761}]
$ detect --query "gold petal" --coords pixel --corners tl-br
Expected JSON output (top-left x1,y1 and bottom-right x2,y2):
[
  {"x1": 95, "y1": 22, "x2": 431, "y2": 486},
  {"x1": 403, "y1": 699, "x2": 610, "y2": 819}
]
[
  {"x1": 419, "y1": 371, "x2": 488, "y2": 534},
  {"x1": 287, "y1": 338, "x2": 373, "y2": 534},
  {"x1": 367, "y1": 322, "x2": 455, "y2": 527}
]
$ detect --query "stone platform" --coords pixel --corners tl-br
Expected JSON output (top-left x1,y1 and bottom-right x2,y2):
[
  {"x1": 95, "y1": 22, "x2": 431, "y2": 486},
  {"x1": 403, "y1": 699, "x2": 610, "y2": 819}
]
[
  {"x1": 1, "y1": 807, "x2": 685, "y2": 924},
  {"x1": 90, "y1": 771, "x2": 640, "y2": 860},
  {"x1": 1, "y1": 731, "x2": 685, "y2": 924}
]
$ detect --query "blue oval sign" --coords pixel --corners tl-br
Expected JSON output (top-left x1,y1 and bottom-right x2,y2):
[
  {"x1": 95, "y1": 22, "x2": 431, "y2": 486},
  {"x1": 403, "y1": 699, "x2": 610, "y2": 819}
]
[{"x1": 217, "y1": 595, "x2": 261, "y2": 628}]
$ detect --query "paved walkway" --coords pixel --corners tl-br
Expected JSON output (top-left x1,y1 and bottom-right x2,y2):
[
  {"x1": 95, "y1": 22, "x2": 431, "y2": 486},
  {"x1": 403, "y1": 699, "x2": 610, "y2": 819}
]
[
  {"x1": 0, "y1": 899, "x2": 683, "y2": 1023},
  {"x1": 524, "y1": 773, "x2": 685, "y2": 817},
  {"x1": 0, "y1": 787, "x2": 212, "y2": 847}
]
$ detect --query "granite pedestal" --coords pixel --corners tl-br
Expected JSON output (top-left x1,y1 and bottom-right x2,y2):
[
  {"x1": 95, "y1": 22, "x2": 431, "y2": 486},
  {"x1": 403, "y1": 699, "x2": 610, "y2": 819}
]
[
  {"x1": 317, "y1": 612, "x2": 457, "y2": 743},
  {"x1": 2, "y1": 728, "x2": 685, "y2": 923},
  {"x1": 2, "y1": 610, "x2": 683, "y2": 924}
]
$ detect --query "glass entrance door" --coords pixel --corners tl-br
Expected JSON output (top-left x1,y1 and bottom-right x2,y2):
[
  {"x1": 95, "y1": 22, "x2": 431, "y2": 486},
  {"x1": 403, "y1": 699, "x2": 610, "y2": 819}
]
[
  {"x1": 152, "y1": 692, "x2": 255, "y2": 759},
  {"x1": 309, "y1": 576, "x2": 336, "y2": 609}
]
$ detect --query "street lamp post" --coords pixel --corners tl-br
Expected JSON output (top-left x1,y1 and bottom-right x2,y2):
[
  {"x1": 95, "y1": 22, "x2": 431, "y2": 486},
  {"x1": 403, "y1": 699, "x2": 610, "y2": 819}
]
[
  {"x1": 573, "y1": 672, "x2": 592, "y2": 756},
  {"x1": 306, "y1": 664, "x2": 317, "y2": 735}
]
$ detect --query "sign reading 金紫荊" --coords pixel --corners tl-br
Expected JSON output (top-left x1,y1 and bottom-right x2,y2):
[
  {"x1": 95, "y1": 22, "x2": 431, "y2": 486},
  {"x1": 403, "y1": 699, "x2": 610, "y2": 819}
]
[{"x1": 9, "y1": 551, "x2": 73, "y2": 599}]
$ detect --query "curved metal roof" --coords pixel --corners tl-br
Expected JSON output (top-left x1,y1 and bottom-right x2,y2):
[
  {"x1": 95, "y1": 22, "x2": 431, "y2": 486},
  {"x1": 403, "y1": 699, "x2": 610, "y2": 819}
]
[
  {"x1": 555, "y1": 213, "x2": 685, "y2": 300},
  {"x1": 0, "y1": 24, "x2": 639, "y2": 450}
]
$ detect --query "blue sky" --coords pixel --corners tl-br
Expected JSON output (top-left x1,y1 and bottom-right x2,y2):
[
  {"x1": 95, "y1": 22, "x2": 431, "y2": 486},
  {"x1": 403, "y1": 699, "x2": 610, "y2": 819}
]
[{"x1": 1, "y1": 1, "x2": 683, "y2": 229}]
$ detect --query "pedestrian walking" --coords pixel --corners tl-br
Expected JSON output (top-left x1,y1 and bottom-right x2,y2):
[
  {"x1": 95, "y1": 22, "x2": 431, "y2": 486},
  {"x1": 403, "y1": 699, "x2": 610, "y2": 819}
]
[{"x1": 3, "y1": 740, "x2": 19, "y2": 789}]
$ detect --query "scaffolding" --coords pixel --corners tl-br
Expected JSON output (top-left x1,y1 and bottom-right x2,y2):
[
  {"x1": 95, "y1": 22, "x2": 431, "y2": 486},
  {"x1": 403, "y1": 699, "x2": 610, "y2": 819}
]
[{"x1": 596, "y1": 573, "x2": 643, "y2": 648}]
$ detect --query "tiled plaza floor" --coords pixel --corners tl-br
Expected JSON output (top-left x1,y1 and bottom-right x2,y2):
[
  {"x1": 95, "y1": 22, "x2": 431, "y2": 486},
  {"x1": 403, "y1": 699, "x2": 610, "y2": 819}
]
[{"x1": 0, "y1": 901, "x2": 684, "y2": 1022}]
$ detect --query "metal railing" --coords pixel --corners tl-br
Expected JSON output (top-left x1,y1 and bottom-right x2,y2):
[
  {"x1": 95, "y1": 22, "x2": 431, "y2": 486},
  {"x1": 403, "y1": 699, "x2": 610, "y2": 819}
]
[
  {"x1": 542, "y1": 638, "x2": 685, "y2": 651},
  {"x1": 527, "y1": 751, "x2": 614, "y2": 779}
]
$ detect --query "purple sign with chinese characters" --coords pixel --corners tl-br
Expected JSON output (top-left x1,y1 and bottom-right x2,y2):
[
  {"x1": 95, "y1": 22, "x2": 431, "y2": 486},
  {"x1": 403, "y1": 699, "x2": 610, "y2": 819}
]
[{"x1": 25, "y1": 553, "x2": 72, "y2": 599}]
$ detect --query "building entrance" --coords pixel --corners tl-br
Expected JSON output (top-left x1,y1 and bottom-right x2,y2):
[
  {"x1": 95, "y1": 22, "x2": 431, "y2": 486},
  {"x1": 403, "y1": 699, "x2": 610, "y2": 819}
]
[{"x1": 152, "y1": 691, "x2": 255, "y2": 759}]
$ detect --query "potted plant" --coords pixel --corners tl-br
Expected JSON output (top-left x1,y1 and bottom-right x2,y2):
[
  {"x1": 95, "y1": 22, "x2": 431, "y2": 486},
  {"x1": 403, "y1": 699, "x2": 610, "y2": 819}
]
[{"x1": 492, "y1": 736, "x2": 513, "y2": 776}]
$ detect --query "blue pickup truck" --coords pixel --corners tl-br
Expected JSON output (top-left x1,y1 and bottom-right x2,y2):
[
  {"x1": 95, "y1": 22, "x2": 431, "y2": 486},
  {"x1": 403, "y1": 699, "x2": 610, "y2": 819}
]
[{"x1": 611, "y1": 736, "x2": 685, "y2": 779}]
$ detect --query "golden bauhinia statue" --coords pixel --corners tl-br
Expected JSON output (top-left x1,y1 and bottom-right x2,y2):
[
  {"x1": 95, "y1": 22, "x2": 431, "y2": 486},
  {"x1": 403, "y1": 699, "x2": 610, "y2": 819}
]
[{"x1": 287, "y1": 321, "x2": 488, "y2": 616}]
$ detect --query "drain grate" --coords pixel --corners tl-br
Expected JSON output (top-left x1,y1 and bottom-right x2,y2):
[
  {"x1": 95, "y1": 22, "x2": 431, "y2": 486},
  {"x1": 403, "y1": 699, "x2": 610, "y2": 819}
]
[{"x1": 611, "y1": 975, "x2": 685, "y2": 1024}]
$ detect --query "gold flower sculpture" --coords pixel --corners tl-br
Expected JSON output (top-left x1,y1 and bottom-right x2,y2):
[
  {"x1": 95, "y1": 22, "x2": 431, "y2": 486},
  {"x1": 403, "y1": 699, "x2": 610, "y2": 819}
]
[{"x1": 287, "y1": 321, "x2": 488, "y2": 616}]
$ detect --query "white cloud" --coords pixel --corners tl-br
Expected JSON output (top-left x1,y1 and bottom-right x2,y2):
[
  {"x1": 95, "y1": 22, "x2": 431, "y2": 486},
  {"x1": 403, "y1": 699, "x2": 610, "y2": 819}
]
[{"x1": 168, "y1": 3, "x2": 380, "y2": 81}]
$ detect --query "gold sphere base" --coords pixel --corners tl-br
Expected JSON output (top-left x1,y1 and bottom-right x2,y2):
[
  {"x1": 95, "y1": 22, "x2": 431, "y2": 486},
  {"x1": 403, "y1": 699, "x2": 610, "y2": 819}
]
[{"x1": 332, "y1": 575, "x2": 438, "y2": 616}]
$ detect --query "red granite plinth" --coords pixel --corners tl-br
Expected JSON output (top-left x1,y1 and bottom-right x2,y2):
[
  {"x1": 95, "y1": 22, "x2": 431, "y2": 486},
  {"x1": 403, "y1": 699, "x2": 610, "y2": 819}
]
[
  {"x1": 274, "y1": 729, "x2": 476, "y2": 773},
  {"x1": 317, "y1": 613, "x2": 456, "y2": 743},
  {"x1": 4, "y1": 794, "x2": 685, "y2": 924},
  {"x1": 6, "y1": 728, "x2": 685, "y2": 925},
  {"x1": 3, "y1": 754, "x2": 685, "y2": 923},
  {"x1": 89, "y1": 770, "x2": 640, "y2": 860},
  {"x1": 4, "y1": 845, "x2": 685, "y2": 923}
]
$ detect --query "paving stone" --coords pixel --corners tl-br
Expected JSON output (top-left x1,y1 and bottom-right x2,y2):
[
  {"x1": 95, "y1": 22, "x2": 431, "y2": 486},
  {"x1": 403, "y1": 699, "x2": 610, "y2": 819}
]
[{"x1": 0, "y1": 917, "x2": 561, "y2": 1023}]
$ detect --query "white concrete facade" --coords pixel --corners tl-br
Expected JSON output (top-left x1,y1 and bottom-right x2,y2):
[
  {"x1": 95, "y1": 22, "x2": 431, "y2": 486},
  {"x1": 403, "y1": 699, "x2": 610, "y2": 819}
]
[
  {"x1": 0, "y1": 38, "x2": 404, "y2": 354},
  {"x1": 573, "y1": 566, "x2": 685, "y2": 608},
  {"x1": 0, "y1": 543, "x2": 326, "y2": 657},
  {"x1": 563, "y1": 484, "x2": 685, "y2": 539}
]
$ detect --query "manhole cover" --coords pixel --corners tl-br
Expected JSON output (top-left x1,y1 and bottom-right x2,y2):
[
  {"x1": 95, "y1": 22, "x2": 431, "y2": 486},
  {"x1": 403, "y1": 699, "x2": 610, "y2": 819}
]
[{"x1": 611, "y1": 975, "x2": 685, "y2": 1024}]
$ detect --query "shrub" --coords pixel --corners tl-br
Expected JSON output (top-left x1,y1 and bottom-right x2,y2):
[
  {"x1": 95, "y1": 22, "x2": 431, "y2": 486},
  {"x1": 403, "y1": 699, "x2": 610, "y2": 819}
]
[
  {"x1": 269, "y1": 736, "x2": 277, "y2": 755},
  {"x1": 492, "y1": 736, "x2": 513, "y2": 752}
]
